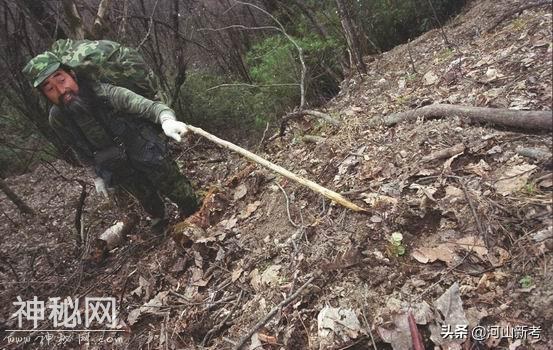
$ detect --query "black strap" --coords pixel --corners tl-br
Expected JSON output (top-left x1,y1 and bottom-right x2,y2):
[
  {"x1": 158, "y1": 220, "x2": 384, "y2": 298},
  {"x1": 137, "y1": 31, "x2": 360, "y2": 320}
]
[
  {"x1": 64, "y1": 100, "x2": 122, "y2": 155},
  {"x1": 65, "y1": 113, "x2": 98, "y2": 154}
]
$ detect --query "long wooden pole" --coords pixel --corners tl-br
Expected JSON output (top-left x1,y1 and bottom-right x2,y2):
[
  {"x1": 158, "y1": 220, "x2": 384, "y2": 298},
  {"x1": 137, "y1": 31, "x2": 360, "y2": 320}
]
[{"x1": 186, "y1": 125, "x2": 367, "y2": 212}]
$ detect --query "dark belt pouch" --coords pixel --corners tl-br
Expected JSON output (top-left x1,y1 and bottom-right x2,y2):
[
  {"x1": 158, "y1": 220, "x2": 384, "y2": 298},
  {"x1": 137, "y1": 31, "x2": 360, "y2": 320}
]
[{"x1": 94, "y1": 145, "x2": 133, "y2": 177}]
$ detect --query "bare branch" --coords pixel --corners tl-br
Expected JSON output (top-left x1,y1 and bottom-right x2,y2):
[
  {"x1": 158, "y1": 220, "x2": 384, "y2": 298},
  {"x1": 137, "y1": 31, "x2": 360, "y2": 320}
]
[
  {"x1": 136, "y1": 0, "x2": 160, "y2": 50},
  {"x1": 198, "y1": 24, "x2": 282, "y2": 33},
  {"x1": 232, "y1": 0, "x2": 307, "y2": 108},
  {"x1": 206, "y1": 83, "x2": 299, "y2": 91},
  {"x1": 92, "y1": 0, "x2": 112, "y2": 38},
  {"x1": 62, "y1": 0, "x2": 85, "y2": 39}
]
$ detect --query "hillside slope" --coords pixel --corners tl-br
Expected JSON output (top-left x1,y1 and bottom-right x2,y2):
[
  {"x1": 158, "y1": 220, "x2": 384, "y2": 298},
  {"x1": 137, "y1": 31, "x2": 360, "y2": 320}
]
[{"x1": 1, "y1": 0, "x2": 551, "y2": 349}]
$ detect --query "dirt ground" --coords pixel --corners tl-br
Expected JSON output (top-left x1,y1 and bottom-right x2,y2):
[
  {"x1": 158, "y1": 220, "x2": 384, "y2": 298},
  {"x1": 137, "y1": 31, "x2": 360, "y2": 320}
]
[{"x1": 1, "y1": 0, "x2": 552, "y2": 349}]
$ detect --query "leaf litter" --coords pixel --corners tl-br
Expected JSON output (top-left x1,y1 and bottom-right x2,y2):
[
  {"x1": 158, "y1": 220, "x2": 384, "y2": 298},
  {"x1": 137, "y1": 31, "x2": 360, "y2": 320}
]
[{"x1": 0, "y1": 0, "x2": 551, "y2": 349}]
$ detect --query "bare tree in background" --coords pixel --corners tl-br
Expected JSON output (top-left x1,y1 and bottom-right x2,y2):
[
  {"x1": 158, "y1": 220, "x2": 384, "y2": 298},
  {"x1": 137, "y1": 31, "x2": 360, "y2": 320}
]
[{"x1": 335, "y1": 0, "x2": 367, "y2": 75}]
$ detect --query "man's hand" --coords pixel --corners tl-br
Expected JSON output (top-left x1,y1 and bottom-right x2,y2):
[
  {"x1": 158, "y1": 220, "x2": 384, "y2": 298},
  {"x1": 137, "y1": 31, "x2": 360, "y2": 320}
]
[
  {"x1": 94, "y1": 177, "x2": 109, "y2": 198},
  {"x1": 161, "y1": 119, "x2": 189, "y2": 142}
]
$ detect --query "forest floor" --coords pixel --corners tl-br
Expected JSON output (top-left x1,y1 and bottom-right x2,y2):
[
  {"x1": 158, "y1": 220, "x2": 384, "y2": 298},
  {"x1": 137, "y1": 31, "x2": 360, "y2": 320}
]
[{"x1": 1, "y1": 0, "x2": 552, "y2": 349}]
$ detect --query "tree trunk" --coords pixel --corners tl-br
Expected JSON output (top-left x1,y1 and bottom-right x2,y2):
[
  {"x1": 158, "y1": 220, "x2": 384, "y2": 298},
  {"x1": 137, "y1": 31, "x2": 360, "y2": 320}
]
[
  {"x1": 92, "y1": 0, "x2": 113, "y2": 39},
  {"x1": 335, "y1": 0, "x2": 367, "y2": 75},
  {"x1": 0, "y1": 178, "x2": 34, "y2": 215},
  {"x1": 62, "y1": 0, "x2": 86, "y2": 39}
]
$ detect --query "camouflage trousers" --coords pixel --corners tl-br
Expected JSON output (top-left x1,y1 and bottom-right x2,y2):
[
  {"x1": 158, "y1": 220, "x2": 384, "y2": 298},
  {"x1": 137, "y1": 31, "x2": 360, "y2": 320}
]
[{"x1": 115, "y1": 159, "x2": 199, "y2": 219}]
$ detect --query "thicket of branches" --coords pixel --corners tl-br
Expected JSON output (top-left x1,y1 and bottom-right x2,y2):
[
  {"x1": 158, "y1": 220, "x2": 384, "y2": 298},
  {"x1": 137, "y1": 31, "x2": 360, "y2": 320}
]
[{"x1": 0, "y1": 0, "x2": 466, "y2": 176}]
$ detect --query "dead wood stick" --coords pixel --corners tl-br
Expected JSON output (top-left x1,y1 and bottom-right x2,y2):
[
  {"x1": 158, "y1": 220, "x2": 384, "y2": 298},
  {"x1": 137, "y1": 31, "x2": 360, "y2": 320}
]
[
  {"x1": 186, "y1": 125, "x2": 367, "y2": 212},
  {"x1": 232, "y1": 275, "x2": 316, "y2": 350},
  {"x1": 408, "y1": 311, "x2": 425, "y2": 350},
  {"x1": 421, "y1": 143, "x2": 465, "y2": 162},
  {"x1": 0, "y1": 178, "x2": 34, "y2": 215},
  {"x1": 280, "y1": 109, "x2": 341, "y2": 137},
  {"x1": 302, "y1": 135, "x2": 326, "y2": 144},
  {"x1": 516, "y1": 147, "x2": 551, "y2": 161},
  {"x1": 74, "y1": 181, "x2": 87, "y2": 247},
  {"x1": 371, "y1": 104, "x2": 552, "y2": 132},
  {"x1": 487, "y1": 1, "x2": 552, "y2": 33},
  {"x1": 283, "y1": 109, "x2": 341, "y2": 126}
]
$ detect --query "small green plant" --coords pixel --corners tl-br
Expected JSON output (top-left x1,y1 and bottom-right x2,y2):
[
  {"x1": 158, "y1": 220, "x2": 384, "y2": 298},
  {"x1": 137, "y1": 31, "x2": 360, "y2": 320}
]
[
  {"x1": 388, "y1": 232, "x2": 406, "y2": 257},
  {"x1": 437, "y1": 48, "x2": 454, "y2": 62},
  {"x1": 523, "y1": 182, "x2": 536, "y2": 194},
  {"x1": 511, "y1": 18, "x2": 527, "y2": 31},
  {"x1": 519, "y1": 275, "x2": 533, "y2": 288},
  {"x1": 406, "y1": 73, "x2": 418, "y2": 82},
  {"x1": 396, "y1": 95, "x2": 408, "y2": 106}
]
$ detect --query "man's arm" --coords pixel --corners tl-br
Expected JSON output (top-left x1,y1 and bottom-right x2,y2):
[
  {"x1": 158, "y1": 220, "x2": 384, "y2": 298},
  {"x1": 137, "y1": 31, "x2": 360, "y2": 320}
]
[
  {"x1": 96, "y1": 83, "x2": 176, "y2": 124},
  {"x1": 97, "y1": 83, "x2": 189, "y2": 141}
]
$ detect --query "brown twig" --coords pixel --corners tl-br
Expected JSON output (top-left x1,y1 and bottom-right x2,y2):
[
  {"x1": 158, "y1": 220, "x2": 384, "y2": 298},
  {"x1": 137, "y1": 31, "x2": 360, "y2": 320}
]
[
  {"x1": 118, "y1": 268, "x2": 137, "y2": 305},
  {"x1": 361, "y1": 307, "x2": 378, "y2": 350},
  {"x1": 136, "y1": 0, "x2": 160, "y2": 50},
  {"x1": 453, "y1": 177, "x2": 487, "y2": 246},
  {"x1": 408, "y1": 311, "x2": 424, "y2": 350},
  {"x1": 232, "y1": 275, "x2": 316, "y2": 350},
  {"x1": 74, "y1": 182, "x2": 88, "y2": 248},
  {"x1": 280, "y1": 109, "x2": 341, "y2": 137},
  {"x1": 276, "y1": 183, "x2": 300, "y2": 228},
  {"x1": 201, "y1": 291, "x2": 244, "y2": 346}
]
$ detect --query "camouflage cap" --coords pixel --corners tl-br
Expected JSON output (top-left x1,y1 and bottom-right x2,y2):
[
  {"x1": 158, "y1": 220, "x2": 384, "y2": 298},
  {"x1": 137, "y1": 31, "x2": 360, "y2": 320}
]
[{"x1": 22, "y1": 51, "x2": 62, "y2": 87}]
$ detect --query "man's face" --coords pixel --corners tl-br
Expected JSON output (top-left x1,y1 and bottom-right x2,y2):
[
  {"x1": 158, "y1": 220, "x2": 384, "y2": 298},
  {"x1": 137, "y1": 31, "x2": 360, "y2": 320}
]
[{"x1": 39, "y1": 69, "x2": 80, "y2": 106}]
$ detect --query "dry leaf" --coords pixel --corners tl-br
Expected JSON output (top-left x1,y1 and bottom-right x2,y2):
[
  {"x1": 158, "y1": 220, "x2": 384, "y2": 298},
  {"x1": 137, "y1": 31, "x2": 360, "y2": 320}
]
[
  {"x1": 318, "y1": 306, "x2": 362, "y2": 347},
  {"x1": 233, "y1": 184, "x2": 248, "y2": 201},
  {"x1": 455, "y1": 236, "x2": 488, "y2": 259},
  {"x1": 261, "y1": 265, "x2": 281, "y2": 286},
  {"x1": 488, "y1": 246, "x2": 510, "y2": 267},
  {"x1": 377, "y1": 313, "x2": 412, "y2": 350},
  {"x1": 231, "y1": 267, "x2": 243, "y2": 282},
  {"x1": 430, "y1": 283, "x2": 468, "y2": 346},
  {"x1": 219, "y1": 216, "x2": 238, "y2": 230},
  {"x1": 464, "y1": 159, "x2": 491, "y2": 177},
  {"x1": 249, "y1": 269, "x2": 262, "y2": 291},
  {"x1": 494, "y1": 164, "x2": 537, "y2": 195},
  {"x1": 257, "y1": 332, "x2": 278, "y2": 344},
  {"x1": 238, "y1": 201, "x2": 261, "y2": 220},
  {"x1": 362, "y1": 193, "x2": 398, "y2": 207},
  {"x1": 424, "y1": 70, "x2": 439, "y2": 85},
  {"x1": 412, "y1": 244, "x2": 456, "y2": 264},
  {"x1": 128, "y1": 291, "x2": 169, "y2": 325}
]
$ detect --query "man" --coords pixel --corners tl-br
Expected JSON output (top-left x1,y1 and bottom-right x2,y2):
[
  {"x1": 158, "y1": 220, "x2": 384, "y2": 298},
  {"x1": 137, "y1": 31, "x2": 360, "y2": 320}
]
[{"x1": 22, "y1": 51, "x2": 199, "y2": 230}]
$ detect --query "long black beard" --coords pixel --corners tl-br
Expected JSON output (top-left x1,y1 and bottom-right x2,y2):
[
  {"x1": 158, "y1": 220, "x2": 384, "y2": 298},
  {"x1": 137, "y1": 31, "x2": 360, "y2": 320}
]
[{"x1": 60, "y1": 74, "x2": 105, "y2": 118}]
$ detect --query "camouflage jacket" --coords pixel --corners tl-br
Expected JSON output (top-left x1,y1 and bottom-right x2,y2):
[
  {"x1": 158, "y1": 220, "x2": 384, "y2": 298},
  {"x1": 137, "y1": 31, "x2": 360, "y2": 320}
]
[{"x1": 49, "y1": 82, "x2": 174, "y2": 167}]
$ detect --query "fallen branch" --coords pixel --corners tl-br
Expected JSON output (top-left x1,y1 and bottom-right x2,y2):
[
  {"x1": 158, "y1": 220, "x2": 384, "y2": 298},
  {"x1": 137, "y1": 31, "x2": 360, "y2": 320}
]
[
  {"x1": 421, "y1": 143, "x2": 465, "y2": 162},
  {"x1": 202, "y1": 291, "x2": 244, "y2": 346},
  {"x1": 74, "y1": 181, "x2": 88, "y2": 248},
  {"x1": 232, "y1": 275, "x2": 316, "y2": 350},
  {"x1": 279, "y1": 109, "x2": 341, "y2": 137},
  {"x1": 302, "y1": 135, "x2": 327, "y2": 144},
  {"x1": 283, "y1": 109, "x2": 341, "y2": 127},
  {"x1": 516, "y1": 147, "x2": 552, "y2": 161},
  {"x1": 487, "y1": 1, "x2": 552, "y2": 33},
  {"x1": 408, "y1": 311, "x2": 425, "y2": 350},
  {"x1": 0, "y1": 178, "x2": 34, "y2": 215},
  {"x1": 187, "y1": 125, "x2": 367, "y2": 212},
  {"x1": 370, "y1": 104, "x2": 552, "y2": 132}
]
